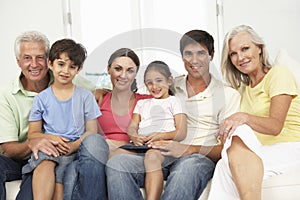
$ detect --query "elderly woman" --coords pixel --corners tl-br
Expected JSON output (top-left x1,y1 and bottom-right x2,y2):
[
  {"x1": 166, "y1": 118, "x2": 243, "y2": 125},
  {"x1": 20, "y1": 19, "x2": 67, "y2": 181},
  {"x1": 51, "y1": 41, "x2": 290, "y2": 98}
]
[{"x1": 208, "y1": 25, "x2": 300, "y2": 200}]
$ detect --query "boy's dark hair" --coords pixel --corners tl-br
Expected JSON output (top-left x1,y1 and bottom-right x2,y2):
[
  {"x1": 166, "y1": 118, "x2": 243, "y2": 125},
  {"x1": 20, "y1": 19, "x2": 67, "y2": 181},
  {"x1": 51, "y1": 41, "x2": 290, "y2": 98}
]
[
  {"x1": 144, "y1": 60, "x2": 174, "y2": 96},
  {"x1": 179, "y1": 30, "x2": 214, "y2": 56},
  {"x1": 48, "y1": 39, "x2": 87, "y2": 69}
]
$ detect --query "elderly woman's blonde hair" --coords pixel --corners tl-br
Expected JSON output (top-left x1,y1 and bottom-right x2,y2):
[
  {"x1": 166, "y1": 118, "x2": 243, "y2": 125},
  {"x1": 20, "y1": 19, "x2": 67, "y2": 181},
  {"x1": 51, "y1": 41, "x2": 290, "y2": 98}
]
[{"x1": 221, "y1": 25, "x2": 272, "y2": 89}]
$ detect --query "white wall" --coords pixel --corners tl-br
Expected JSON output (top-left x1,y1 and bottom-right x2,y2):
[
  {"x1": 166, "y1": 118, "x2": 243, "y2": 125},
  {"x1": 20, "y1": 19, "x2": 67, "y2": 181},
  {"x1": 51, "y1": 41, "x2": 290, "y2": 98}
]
[
  {"x1": 1, "y1": 0, "x2": 299, "y2": 87},
  {"x1": 76, "y1": 0, "x2": 219, "y2": 90},
  {"x1": 0, "y1": 0, "x2": 66, "y2": 86},
  {"x1": 221, "y1": 0, "x2": 300, "y2": 62}
]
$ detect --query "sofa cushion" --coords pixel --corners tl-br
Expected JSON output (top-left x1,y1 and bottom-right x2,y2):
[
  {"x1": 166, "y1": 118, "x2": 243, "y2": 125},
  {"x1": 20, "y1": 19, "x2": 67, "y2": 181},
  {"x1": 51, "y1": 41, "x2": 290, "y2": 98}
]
[
  {"x1": 273, "y1": 49, "x2": 300, "y2": 88},
  {"x1": 7, "y1": 173, "x2": 300, "y2": 200},
  {"x1": 262, "y1": 170, "x2": 300, "y2": 199},
  {"x1": 5, "y1": 180, "x2": 21, "y2": 200}
]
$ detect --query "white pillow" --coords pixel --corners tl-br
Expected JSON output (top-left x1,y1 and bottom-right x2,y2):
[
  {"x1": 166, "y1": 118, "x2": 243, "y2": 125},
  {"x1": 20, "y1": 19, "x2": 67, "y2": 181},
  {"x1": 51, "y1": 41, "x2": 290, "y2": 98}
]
[{"x1": 273, "y1": 49, "x2": 300, "y2": 89}]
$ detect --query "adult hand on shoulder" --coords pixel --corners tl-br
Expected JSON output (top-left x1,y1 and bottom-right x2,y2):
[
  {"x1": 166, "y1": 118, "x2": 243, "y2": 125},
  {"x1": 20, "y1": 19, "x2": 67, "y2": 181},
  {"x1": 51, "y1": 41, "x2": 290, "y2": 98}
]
[
  {"x1": 28, "y1": 138, "x2": 59, "y2": 160},
  {"x1": 149, "y1": 140, "x2": 189, "y2": 158},
  {"x1": 217, "y1": 112, "x2": 249, "y2": 142}
]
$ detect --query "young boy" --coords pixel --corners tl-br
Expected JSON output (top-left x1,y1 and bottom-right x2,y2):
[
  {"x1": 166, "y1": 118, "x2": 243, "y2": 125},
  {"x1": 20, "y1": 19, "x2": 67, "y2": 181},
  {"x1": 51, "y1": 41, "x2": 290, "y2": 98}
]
[{"x1": 22, "y1": 39, "x2": 101, "y2": 200}]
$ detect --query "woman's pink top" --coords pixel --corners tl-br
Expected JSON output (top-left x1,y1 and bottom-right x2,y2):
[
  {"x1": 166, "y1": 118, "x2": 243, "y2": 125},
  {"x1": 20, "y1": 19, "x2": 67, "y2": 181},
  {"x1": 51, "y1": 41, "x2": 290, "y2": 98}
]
[{"x1": 98, "y1": 92, "x2": 152, "y2": 142}]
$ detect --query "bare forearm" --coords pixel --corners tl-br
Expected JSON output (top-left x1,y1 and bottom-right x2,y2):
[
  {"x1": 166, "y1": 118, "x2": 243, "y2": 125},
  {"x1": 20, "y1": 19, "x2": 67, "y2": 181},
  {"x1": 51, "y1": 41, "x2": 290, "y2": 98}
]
[
  {"x1": 247, "y1": 94, "x2": 292, "y2": 136},
  {"x1": 81, "y1": 131, "x2": 94, "y2": 140},
  {"x1": 28, "y1": 131, "x2": 45, "y2": 140},
  {"x1": 69, "y1": 138, "x2": 81, "y2": 153},
  {"x1": 246, "y1": 115, "x2": 283, "y2": 136},
  {"x1": 127, "y1": 126, "x2": 139, "y2": 140},
  {"x1": 150, "y1": 140, "x2": 222, "y2": 162},
  {"x1": 157, "y1": 121, "x2": 187, "y2": 141},
  {"x1": 172, "y1": 114, "x2": 187, "y2": 141},
  {"x1": 187, "y1": 144, "x2": 223, "y2": 163},
  {"x1": 72, "y1": 131, "x2": 94, "y2": 151},
  {"x1": 1, "y1": 141, "x2": 31, "y2": 160},
  {"x1": 159, "y1": 130, "x2": 184, "y2": 141}
]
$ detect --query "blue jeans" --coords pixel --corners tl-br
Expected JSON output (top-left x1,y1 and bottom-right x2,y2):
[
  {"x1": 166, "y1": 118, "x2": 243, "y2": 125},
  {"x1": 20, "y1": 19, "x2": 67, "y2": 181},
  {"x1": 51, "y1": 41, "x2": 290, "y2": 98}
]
[
  {"x1": 16, "y1": 134, "x2": 109, "y2": 200},
  {"x1": 0, "y1": 155, "x2": 27, "y2": 200},
  {"x1": 106, "y1": 153, "x2": 215, "y2": 200},
  {"x1": 63, "y1": 134, "x2": 109, "y2": 200}
]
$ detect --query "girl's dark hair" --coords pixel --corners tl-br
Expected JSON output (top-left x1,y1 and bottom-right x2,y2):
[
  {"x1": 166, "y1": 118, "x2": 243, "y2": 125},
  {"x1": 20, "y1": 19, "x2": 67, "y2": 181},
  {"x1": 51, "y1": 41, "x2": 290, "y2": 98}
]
[
  {"x1": 144, "y1": 60, "x2": 174, "y2": 95},
  {"x1": 108, "y1": 48, "x2": 140, "y2": 92},
  {"x1": 48, "y1": 39, "x2": 87, "y2": 69}
]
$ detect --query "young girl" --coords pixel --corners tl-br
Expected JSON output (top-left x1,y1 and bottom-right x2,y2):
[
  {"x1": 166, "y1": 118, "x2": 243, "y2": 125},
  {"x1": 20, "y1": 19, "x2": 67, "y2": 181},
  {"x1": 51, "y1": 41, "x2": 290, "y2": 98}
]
[
  {"x1": 22, "y1": 39, "x2": 101, "y2": 200},
  {"x1": 127, "y1": 60, "x2": 187, "y2": 200}
]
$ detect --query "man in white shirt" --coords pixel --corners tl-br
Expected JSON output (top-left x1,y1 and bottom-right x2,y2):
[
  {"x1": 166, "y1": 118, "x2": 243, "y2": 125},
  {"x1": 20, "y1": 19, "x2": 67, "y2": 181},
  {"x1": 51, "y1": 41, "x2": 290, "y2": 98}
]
[{"x1": 106, "y1": 29, "x2": 240, "y2": 200}]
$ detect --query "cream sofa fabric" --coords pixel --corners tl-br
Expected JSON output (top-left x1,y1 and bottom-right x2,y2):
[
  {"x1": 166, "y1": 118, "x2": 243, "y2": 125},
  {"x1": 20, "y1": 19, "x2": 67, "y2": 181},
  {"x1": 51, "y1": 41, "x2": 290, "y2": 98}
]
[
  {"x1": 274, "y1": 49, "x2": 300, "y2": 88},
  {"x1": 198, "y1": 171, "x2": 300, "y2": 199},
  {"x1": 6, "y1": 172, "x2": 300, "y2": 200},
  {"x1": 5, "y1": 180, "x2": 21, "y2": 200}
]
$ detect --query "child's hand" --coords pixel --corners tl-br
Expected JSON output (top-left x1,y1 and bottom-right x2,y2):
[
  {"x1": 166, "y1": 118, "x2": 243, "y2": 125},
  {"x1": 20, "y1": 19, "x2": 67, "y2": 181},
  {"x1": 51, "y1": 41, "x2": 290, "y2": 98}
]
[
  {"x1": 131, "y1": 135, "x2": 147, "y2": 146},
  {"x1": 145, "y1": 132, "x2": 164, "y2": 144},
  {"x1": 65, "y1": 141, "x2": 78, "y2": 155},
  {"x1": 45, "y1": 134, "x2": 70, "y2": 155}
]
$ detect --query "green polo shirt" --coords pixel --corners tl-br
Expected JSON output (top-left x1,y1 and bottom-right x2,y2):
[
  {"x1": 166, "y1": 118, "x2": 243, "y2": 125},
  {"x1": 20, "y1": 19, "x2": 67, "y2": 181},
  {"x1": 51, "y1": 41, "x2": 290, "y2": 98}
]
[{"x1": 0, "y1": 71, "x2": 97, "y2": 154}]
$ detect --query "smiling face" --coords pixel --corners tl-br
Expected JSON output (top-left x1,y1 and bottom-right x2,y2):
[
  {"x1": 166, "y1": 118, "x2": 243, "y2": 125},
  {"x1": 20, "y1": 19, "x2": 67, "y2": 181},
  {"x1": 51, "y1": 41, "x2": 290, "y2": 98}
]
[
  {"x1": 17, "y1": 41, "x2": 48, "y2": 82},
  {"x1": 108, "y1": 56, "x2": 138, "y2": 91},
  {"x1": 228, "y1": 32, "x2": 262, "y2": 76},
  {"x1": 182, "y1": 42, "x2": 211, "y2": 80},
  {"x1": 144, "y1": 68, "x2": 171, "y2": 99},
  {"x1": 48, "y1": 52, "x2": 80, "y2": 86}
]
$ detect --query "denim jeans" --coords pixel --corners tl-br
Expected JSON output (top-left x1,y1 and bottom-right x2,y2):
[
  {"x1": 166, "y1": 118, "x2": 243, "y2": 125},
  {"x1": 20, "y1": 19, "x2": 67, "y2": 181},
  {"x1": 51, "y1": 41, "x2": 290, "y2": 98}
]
[
  {"x1": 63, "y1": 134, "x2": 109, "y2": 200},
  {"x1": 106, "y1": 153, "x2": 215, "y2": 200},
  {"x1": 16, "y1": 172, "x2": 33, "y2": 200},
  {"x1": 15, "y1": 134, "x2": 109, "y2": 200},
  {"x1": 0, "y1": 155, "x2": 27, "y2": 200}
]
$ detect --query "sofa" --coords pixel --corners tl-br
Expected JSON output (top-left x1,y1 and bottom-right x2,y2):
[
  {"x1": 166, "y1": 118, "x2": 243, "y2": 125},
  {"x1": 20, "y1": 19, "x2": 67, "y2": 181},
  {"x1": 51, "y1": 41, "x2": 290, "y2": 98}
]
[
  {"x1": 201, "y1": 170, "x2": 300, "y2": 200},
  {"x1": 5, "y1": 49, "x2": 300, "y2": 199},
  {"x1": 6, "y1": 170, "x2": 300, "y2": 200}
]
